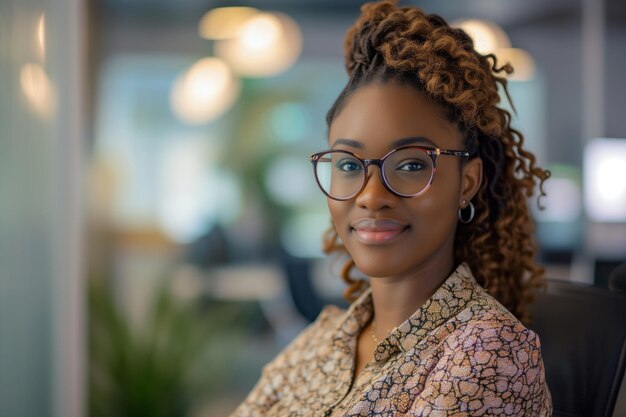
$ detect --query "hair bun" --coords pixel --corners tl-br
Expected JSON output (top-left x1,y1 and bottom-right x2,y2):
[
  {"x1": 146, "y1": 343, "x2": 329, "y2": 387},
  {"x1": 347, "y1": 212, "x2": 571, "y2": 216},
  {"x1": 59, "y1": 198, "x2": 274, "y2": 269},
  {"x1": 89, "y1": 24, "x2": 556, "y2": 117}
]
[{"x1": 344, "y1": 0, "x2": 398, "y2": 76}]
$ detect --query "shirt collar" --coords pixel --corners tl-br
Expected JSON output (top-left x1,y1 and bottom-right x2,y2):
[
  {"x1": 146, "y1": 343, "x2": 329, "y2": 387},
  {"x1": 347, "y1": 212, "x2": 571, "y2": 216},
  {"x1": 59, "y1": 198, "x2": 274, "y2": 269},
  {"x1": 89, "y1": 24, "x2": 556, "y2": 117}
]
[
  {"x1": 330, "y1": 283, "x2": 375, "y2": 355},
  {"x1": 331, "y1": 262, "x2": 480, "y2": 362}
]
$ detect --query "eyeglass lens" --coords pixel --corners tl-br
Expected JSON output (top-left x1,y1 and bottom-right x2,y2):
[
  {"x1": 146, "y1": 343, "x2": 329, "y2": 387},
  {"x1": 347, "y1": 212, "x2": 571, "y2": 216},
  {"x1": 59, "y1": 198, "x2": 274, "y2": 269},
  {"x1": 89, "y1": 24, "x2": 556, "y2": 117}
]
[{"x1": 314, "y1": 149, "x2": 434, "y2": 199}]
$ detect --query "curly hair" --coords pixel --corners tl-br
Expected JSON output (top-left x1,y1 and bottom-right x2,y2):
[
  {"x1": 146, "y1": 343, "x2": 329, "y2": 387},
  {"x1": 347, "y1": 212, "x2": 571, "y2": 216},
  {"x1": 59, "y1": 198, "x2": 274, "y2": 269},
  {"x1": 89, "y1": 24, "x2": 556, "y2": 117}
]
[{"x1": 322, "y1": 0, "x2": 550, "y2": 325}]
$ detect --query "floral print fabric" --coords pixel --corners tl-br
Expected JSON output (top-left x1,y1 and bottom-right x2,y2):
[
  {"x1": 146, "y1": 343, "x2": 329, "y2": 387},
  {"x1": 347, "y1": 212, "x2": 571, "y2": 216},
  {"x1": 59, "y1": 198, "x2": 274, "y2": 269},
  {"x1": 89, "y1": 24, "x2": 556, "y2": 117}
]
[{"x1": 229, "y1": 263, "x2": 552, "y2": 416}]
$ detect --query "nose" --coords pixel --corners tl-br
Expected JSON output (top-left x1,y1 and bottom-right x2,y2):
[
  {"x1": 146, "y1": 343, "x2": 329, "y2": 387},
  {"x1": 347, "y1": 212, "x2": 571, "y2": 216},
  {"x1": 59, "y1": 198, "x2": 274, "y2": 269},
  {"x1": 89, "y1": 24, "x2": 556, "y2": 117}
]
[{"x1": 355, "y1": 166, "x2": 399, "y2": 211}]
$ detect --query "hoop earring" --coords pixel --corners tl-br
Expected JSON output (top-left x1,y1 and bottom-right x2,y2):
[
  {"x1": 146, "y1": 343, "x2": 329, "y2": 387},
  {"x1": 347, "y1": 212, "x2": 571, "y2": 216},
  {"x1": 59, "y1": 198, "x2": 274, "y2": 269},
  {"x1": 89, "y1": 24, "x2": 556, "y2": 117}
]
[{"x1": 458, "y1": 201, "x2": 475, "y2": 224}]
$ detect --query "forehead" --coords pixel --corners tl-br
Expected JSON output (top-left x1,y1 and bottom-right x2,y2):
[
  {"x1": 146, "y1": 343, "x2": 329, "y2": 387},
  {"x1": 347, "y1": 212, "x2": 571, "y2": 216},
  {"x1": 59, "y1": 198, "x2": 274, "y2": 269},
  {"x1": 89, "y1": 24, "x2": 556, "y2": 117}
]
[{"x1": 328, "y1": 82, "x2": 463, "y2": 152}]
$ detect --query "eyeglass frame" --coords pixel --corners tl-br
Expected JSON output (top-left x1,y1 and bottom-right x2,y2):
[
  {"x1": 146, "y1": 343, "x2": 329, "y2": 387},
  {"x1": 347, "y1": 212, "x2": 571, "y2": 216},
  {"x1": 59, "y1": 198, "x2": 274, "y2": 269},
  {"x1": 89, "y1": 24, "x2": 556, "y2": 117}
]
[{"x1": 309, "y1": 145, "x2": 471, "y2": 201}]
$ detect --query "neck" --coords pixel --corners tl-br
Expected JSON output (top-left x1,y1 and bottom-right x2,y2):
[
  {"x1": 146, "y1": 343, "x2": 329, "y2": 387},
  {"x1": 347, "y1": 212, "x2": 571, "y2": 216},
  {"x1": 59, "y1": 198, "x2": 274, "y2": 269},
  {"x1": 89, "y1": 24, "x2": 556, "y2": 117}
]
[{"x1": 369, "y1": 251, "x2": 455, "y2": 340}]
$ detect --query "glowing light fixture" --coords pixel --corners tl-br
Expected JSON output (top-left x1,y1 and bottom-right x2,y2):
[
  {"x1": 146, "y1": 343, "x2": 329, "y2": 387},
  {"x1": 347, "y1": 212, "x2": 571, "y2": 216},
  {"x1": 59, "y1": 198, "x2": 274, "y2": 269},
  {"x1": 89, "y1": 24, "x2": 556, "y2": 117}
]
[
  {"x1": 37, "y1": 13, "x2": 45, "y2": 62},
  {"x1": 453, "y1": 19, "x2": 536, "y2": 81},
  {"x1": 169, "y1": 57, "x2": 240, "y2": 125},
  {"x1": 20, "y1": 63, "x2": 54, "y2": 117},
  {"x1": 494, "y1": 47, "x2": 536, "y2": 81},
  {"x1": 215, "y1": 12, "x2": 302, "y2": 77},
  {"x1": 584, "y1": 138, "x2": 626, "y2": 222},
  {"x1": 533, "y1": 176, "x2": 582, "y2": 223},
  {"x1": 198, "y1": 7, "x2": 260, "y2": 40},
  {"x1": 452, "y1": 18, "x2": 511, "y2": 54}
]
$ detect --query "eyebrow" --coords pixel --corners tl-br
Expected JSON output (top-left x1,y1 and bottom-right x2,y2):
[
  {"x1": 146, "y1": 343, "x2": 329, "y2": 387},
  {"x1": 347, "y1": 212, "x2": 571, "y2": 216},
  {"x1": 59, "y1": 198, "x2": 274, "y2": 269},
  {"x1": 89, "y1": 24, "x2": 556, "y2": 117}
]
[{"x1": 331, "y1": 136, "x2": 438, "y2": 150}]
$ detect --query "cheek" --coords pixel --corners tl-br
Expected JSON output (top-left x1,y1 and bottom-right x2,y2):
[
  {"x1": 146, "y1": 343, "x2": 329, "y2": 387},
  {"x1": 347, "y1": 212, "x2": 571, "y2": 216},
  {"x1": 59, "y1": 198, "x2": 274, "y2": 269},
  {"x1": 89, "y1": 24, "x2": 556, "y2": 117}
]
[
  {"x1": 327, "y1": 199, "x2": 347, "y2": 230},
  {"x1": 411, "y1": 179, "x2": 460, "y2": 233},
  {"x1": 410, "y1": 198, "x2": 457, "y2": 234},
  {"x1": 327, "y1": 199, "x2": 352, "y2": 244}
]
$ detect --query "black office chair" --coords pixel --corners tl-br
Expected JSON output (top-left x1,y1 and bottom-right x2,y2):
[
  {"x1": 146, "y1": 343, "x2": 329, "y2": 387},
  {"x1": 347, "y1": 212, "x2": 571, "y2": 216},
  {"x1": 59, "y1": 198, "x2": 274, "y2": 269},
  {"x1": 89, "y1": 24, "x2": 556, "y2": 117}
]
[
  {"x1": 529, "y1": 278, "x2": 626, "y2": 417},
  {"x1": 609, "y1": 262, "x2": 626, "y2": 293},
  {"x1": 279, "y1": 248, "x2": 327, "y2": 323}
]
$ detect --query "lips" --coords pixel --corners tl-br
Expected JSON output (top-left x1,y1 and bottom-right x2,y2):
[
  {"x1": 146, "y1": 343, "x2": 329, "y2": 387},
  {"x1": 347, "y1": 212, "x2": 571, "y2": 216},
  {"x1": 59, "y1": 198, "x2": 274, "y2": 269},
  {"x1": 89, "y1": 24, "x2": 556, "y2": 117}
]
[{"x1": 350, "y1": 218, "x2": 410, "y2": 245}]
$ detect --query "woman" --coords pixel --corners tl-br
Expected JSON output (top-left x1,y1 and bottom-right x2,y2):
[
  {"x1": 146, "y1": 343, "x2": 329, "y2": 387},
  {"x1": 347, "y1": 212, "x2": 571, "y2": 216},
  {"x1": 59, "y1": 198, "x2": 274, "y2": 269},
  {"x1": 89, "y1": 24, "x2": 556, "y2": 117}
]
[{"x1": 231, "y1": 1, "x2": 552, "y2": 415}]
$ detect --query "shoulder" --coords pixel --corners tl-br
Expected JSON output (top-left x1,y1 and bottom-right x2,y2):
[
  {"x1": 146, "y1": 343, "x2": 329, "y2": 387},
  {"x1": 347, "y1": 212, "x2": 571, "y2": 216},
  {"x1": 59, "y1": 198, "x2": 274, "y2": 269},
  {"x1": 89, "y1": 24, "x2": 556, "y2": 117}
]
[
  {"x1": 436, "y1": 290, "x2": 547, "y2": 387},
  {"x1": 316, "y1": 303, "x2": 346, "y2": 324},
  {"x1": 302, "y1": 303, "x2": 346, "y2": 342},
  {"x1": 419, "y1": 301, "x2": 551, "y2": 415},
  {"x1": 446, "y1": 289, "x2": 543, "y2": 358},
  {"x1": 263, "y1": 304, "x2": 346, "y2": 370},
  {"x1": 291, "y1": 303, "x2": 347, "y2": 345},
  {"x1": 447, "y1": 312, "x2": 543, "y2": 375}
]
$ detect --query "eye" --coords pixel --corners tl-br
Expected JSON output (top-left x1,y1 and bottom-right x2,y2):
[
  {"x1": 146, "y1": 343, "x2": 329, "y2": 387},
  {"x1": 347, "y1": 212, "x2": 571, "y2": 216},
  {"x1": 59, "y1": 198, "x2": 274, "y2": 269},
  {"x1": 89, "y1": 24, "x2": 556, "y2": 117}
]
[
  {"x1": 335, "y1": 158, "x2": 362, "y2": 172},
  {"x1": 397, "y1": 160, "x2": 426, "y2": 171}
]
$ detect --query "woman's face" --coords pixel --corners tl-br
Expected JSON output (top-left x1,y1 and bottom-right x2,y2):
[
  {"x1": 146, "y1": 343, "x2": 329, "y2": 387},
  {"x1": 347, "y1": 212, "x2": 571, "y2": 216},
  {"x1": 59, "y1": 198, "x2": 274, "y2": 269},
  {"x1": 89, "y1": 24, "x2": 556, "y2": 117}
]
[{"x1": 327, "y1": 81, "x2": 481, "y2": 279}]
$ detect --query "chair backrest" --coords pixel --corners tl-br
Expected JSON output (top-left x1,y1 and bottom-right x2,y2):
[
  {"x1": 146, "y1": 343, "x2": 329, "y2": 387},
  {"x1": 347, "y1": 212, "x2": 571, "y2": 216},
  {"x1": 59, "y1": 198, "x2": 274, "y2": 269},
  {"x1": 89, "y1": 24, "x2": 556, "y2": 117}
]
[
  {"x1": 529, "y1": 280, "x2": 626, "y2": 417},
  {"x1": 609, "y1": 262, "x2": 626, "y2": 292}
]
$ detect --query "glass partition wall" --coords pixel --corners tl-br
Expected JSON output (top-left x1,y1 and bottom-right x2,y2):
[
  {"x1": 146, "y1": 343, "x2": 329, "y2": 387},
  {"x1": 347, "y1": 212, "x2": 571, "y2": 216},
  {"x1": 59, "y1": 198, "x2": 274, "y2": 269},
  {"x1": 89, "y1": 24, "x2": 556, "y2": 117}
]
[{"x1": 0, "y1": 1, "x2": 84, "y2": 417}]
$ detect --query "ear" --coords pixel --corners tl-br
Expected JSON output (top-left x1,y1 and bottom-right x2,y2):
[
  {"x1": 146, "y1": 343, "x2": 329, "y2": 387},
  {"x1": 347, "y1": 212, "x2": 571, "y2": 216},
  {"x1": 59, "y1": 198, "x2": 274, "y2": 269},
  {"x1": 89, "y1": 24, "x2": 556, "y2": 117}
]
[{"x1": 459, "y1": 157, "x2": 483, "y2": 207}]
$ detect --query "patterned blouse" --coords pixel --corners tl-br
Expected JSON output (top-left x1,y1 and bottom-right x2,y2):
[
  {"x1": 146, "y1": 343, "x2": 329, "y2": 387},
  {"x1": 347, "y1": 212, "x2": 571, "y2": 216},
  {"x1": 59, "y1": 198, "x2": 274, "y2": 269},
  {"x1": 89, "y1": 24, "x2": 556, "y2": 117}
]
[{"x1": 230, "y1": 262, "x2": 553, "y2": 416}]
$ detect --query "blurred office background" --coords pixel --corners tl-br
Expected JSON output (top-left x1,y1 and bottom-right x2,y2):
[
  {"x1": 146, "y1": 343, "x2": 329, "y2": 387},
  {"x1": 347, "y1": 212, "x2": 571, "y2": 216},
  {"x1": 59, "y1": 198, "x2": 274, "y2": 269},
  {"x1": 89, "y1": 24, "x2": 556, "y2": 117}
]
[{"x1": 1, "y1": 0, "x2": 625, "y2": 416}]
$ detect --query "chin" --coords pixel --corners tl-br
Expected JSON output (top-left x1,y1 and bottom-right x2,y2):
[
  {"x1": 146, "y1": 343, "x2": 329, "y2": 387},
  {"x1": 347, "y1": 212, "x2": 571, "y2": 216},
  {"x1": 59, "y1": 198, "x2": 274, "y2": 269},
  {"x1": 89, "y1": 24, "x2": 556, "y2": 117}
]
[{"x1": 351, "y1": 253, "x2": 410, "y2": 279}]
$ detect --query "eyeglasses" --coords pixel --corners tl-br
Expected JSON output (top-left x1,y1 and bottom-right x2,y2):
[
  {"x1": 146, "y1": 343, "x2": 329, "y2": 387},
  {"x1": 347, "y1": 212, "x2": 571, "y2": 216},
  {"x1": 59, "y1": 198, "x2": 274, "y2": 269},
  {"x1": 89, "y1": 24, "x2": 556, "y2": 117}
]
[{"x1": 309, "y1": 146, "x2": 470, "y2": 201}]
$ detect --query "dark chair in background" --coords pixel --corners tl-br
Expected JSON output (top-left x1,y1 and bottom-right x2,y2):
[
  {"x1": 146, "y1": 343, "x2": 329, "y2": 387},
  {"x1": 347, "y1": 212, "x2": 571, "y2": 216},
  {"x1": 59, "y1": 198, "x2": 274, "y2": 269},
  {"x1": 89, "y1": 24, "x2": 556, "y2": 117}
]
[
  {"x1": 280, "y1": 249, "x2": 326, "y2": 323},
  {"x1": 609, "y1": 262, "x2": 626, "y2": 293},
  {"x1": 529, "y1": 276, "x2": 626, "y2": 417}
]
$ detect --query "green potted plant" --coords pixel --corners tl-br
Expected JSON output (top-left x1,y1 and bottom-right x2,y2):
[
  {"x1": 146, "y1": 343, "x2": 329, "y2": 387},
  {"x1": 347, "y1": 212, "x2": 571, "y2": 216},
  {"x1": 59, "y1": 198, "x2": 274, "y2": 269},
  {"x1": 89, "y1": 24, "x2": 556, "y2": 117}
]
[{"x1": 88, "y1": 277, "x2": 250, "y2": 417}]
